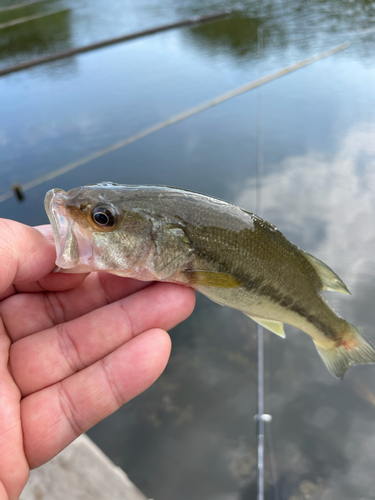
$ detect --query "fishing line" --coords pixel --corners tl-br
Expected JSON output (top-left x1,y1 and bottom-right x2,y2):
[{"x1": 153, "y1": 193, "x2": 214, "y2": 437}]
[
  {"x1": 255, "y1": 25, "x2": 266, "y2": 500},
  {"x1": 255, "y1": 26, "x2": 280, "y2": 500}
]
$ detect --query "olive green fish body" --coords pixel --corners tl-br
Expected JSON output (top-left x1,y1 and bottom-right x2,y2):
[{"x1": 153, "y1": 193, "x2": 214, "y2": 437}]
[
  {"x1": 176, "y1": 218, "x2": 347, "y2": 350},
  {"x1": 45, "y1": 183, "x2": 375, "y2": 378}
]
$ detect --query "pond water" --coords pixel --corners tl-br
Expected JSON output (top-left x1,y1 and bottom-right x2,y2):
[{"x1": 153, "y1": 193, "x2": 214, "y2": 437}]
[{"x1": 1, "y1": 1, "x2": 375, "y2": 499}]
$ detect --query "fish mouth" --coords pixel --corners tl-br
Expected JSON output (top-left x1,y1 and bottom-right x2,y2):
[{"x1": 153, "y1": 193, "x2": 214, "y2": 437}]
[{"x1": 44, "y1": 188, "x2": 94, "y2": 272}]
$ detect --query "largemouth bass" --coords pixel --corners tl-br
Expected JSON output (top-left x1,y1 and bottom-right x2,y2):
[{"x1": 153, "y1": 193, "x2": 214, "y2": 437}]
[{"x1": 45, "y1": 182, "x2": 375, "y2": 378}]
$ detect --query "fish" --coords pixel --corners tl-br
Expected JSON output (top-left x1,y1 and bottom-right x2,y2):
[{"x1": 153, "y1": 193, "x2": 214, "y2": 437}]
[{"x1": 44, "y1": 182, "x2": 375, "y2": 379}]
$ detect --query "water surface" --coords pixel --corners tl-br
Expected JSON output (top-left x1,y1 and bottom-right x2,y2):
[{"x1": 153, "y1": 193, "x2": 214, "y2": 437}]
[{"x1": 1, "y1": 1, "x2": 375, "y2": 499}]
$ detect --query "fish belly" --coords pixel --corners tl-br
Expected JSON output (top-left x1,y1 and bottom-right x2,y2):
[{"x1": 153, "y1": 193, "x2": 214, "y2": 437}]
[{"x1": 193, "y1": 283, "x2": 332, "y2": 345}]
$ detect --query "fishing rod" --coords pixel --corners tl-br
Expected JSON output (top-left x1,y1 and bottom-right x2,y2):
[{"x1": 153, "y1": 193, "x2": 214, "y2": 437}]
[
  {"x1": 0, "y1": 0, "x2": 46, "y2": 12},
  {"x1": 0, "y1": 42, "x2": 348, "y2": 205},
  {"x1": 0, "y1": 11, "x2": 231, "y2": 77}
]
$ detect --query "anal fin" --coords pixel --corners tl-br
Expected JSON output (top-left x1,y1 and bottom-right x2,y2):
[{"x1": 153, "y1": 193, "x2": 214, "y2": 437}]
[{"x1": 248, "y1": 316, "x2": 286, "y2": 338}]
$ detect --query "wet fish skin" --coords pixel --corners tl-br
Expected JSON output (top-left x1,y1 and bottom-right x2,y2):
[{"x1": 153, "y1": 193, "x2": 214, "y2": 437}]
[{"x1": 44, "y1": 182, "x2": 375, "y2": 378}]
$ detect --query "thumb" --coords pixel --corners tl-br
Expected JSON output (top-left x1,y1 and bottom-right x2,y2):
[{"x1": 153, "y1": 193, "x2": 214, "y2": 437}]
[{"x1": 0, "y1": 219, "x2": 56, "y2": 294}]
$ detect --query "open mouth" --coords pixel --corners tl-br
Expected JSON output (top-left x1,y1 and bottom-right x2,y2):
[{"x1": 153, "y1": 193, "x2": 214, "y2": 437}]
[{"x1": 45, "y1": 188, "x2": 93, "y2": 272}]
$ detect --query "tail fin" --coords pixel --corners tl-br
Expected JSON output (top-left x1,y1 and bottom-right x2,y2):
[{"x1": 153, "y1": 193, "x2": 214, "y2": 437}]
[{"x1": 314, "y1": 325, "x2": 375, "y2": 379}]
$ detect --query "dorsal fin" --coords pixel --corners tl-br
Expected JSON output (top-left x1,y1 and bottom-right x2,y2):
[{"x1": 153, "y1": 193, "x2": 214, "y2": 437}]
[{"x1": 304, "y1": 252, "x2": 350, "y2": 295}]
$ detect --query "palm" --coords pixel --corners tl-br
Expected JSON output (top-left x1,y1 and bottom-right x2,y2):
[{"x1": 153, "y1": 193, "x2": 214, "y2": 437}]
[{"x1": 0, "y1": 221, "x2": 195, "y2": 500}]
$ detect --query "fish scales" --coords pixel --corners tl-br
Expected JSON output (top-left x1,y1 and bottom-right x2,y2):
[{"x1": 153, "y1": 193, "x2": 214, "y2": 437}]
[
  {"x1": 44, "y1": 183, "x2": 375, "y2": 378},
  {"x1": 184, "y1": 219, "x2": 339, "y2": 337}
]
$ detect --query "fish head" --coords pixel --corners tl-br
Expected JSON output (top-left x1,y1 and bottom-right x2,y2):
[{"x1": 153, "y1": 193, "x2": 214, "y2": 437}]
[{"x1": 44, "y1": 183, "x2": 153, "y2": 275}]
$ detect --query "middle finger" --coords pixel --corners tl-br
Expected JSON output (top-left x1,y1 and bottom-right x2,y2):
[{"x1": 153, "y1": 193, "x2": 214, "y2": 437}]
[{"x1": 10, "y1": 282, "x2": 195, "y2": 397}]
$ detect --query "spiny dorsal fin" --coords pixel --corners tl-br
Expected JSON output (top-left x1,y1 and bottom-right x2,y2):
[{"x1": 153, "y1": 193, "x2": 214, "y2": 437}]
[
  {"x1": 248, "y1": 316, "x2": 286, "y2": 338},
  {"x1": 304, "y1": 252, "x2": 350, "y2": 295}
]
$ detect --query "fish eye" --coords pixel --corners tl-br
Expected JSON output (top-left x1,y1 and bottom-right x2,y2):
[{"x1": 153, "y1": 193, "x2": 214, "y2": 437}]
[{"x1": 92, "y1": 206, "x2": 116, "y2": 228}]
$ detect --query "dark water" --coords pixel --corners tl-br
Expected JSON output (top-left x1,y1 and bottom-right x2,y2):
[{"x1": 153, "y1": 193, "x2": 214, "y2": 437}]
[{"x1": 2, "y1": 1, "x2": 375, "y2": 499}]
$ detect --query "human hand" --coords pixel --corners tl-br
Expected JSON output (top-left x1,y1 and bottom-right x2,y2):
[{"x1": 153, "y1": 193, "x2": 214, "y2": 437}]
[{"x1": 0, "y1": 219, "x2": 195, "y2": 500}]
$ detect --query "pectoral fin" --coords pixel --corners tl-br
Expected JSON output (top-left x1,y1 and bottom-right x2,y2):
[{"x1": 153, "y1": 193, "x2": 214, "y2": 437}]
[
  {"x1": 184, "y1": 270, "x2": 241, "y2": 288},
  {"x1": 304, "y1": 252, "x2": 350, "y2": 295},
  {"x1": 248, "y1": 316, "x2": 286, "y2": 338},
  {"x1": 153, "y1": 225, "x2": 192, "y2": 279}
]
